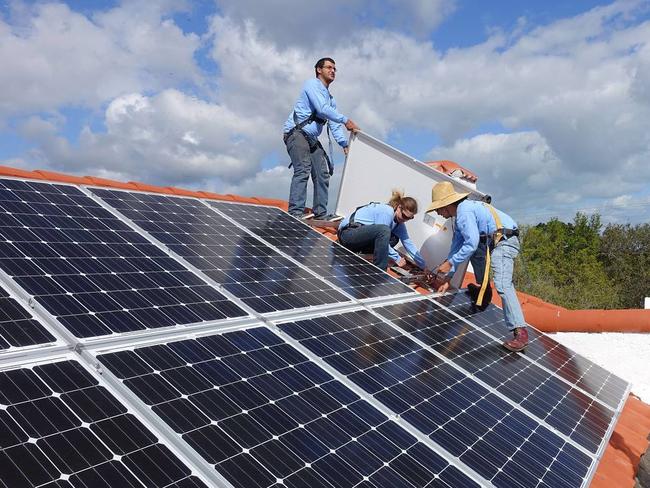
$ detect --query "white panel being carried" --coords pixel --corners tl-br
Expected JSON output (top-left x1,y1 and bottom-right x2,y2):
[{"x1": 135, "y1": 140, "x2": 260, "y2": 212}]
[{"x1": 335, "y1": 131, "x2": 486, "y2": 288}]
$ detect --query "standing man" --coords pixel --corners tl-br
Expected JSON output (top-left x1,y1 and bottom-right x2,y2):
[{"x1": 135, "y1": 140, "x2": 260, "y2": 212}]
[
  {"x1": 283, "y1": 57, "x2": 359, "y2": 220},
  {"x1": 426, "y1": 182, "x2": 529, "y2": 352}
]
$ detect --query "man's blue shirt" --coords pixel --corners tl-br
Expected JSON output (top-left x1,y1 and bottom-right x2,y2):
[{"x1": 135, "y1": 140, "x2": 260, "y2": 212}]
[
  {"x1": 447, "y1": 200, "x2": 518, "y2": 273},
  {"x1": 339, "y1": 203, "x2": 426, "y2": 267},
  {"x1": 283, "y1": 78, "x2": 348, "y2": 147}
]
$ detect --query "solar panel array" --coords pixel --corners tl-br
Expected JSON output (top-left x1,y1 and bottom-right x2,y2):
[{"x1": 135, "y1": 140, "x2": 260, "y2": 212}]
[
  {"x1": 277, "y1": 308, "x2": 595, "y2": 488},
  {"x1": 208, "y1": 201, "x2": 416, "y2": 300},
  {"x1": 0, "y1": 179, "x2": 247, "y2": 339},
  {"x1": 0, "y1": 176, "x2": 630, "y2": 488},
  {"x1": 374, "y1": 299, "x2": 626, "y2": 453},
  {"x1": 90, "y1": 189, "x2": 349, "y2": 314},
  {"x1": 431, "y1": 292, "x2": 629, "y2": 410},
  {"x1": 0, "y1": 284, "x2": 56, "y2": 350},
  {"x1": 97, "y1": 327, "x2": 480, "y2": 488},
  {"x1": 0, "y1": 359, "x2": 208, "y2": 488}
]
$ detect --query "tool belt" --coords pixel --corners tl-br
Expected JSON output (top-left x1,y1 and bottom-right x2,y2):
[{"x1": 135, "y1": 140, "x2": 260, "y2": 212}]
[
  {"x1": 479, "y1": 228, "x2": 519, "y2": 243},
  {"x1": 467, "y1": 282, "x2": 492, "y2": 311}
]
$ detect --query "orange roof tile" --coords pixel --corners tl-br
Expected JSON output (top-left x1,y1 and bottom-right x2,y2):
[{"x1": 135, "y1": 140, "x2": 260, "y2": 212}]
[
  {"x1": 424, "y1": 159, "x2": 478, "y2": 183},
  {"x1": 0, "y1": 163, "x2": 648, "y2": 486},
  {"x1": 84, "y1": 176, "x2": 139, "y2": 190},
  {"x1": 33, "y1": 170, "x2": 94, "y2": 185}
]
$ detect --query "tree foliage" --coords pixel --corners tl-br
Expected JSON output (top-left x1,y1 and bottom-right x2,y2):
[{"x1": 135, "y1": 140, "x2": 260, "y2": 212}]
[
  {"x1": 514, "y1": 213, "x2": 627, "y2": 309},
  {"x1": 599, "y1": 222, "x2": 650, "y2": 308}
]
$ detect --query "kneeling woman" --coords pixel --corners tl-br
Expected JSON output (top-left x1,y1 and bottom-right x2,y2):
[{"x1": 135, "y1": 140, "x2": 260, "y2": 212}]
[{"x1": 337, "y1": 191, "x2": 425, "y2": 271}]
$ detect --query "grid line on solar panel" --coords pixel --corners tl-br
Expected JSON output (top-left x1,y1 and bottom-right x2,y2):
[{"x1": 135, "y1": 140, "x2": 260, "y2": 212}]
[
  {"x1": 97, "y1": 326, "x2": 481, "y2": 488},
  {"x1": 89, "y1": 188, "x2": 352, "y2": 315},
  {"x1": 0, "y1": 178, "x2": 247, "y2": 339},
  {"x1": 372, "y1": 298, "x2": 623, "y2": 454},
  {"x1": 206, "y1": 201, "x2": 417, "y2": 301},
  {"x1": 0, "y1": 283, "x2": 57, "y2": 351},
  {"x1": 428, "y1": 292, "x2": 629, "y2": 411},
  {"x1": 0, "y1": 357, "x2": 208, "y2": 488},
  {"x1": 278, "y1": 309, "x2": 596, "y2": 488}
]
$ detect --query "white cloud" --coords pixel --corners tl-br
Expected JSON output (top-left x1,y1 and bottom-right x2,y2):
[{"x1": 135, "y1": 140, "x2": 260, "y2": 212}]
[
  {"x1": 428, "y1": 130, "x2": 650, "y2": 223},
  {"x1": 0, "y1": 0, "x2": 200, "y2": 118},
  {"x1": 4, "y1": 0, "x2": 650, "y2": 224},
  {"x1": 18, "y1": 90, "x2": 271, "y2": 187},
  {"x1": 213, "y1": 0, "x2": 455, "y2": 47}
]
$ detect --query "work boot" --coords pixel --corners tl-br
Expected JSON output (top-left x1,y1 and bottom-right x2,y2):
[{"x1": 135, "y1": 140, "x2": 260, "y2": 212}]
[{"x1": 502, "y1": 327, "x2": 529, "y2": 352}]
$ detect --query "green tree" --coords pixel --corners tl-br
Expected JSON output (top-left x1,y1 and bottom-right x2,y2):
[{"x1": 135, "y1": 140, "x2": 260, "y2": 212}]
[
  {"x1": 515, "y1": 213, "x2": 616, "y2": 309},
  {"x1": 600, "y1": 223, "x2": 650, "y2": 308}
]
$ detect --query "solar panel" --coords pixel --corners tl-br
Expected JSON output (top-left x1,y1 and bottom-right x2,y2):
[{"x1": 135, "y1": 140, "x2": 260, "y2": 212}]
[
  {"x1": 0, "y1": 358, "x2": 208, "y2": 488},
  {"x1": 90, "y1": 189, "x2": 350, "y2": 314},
  {"x1": 0, "y1": 176, "x2": 629, "y2": 488},
  {"x1": 207, "y1": 201, "x2": 417, "y2": 300},
  {"x1": 0, "y1": 283, "x2": 56, "y2": 350},
  {"x1": 373, "y1": 297, "x2": 625, "y2": 455},
  {"x1": 97, "y1": 326, "x2": 481, "y2": 488},
  {"x1": 0, "y1": 178, "x2": 247, "y2": 338},
  {"x1": 279, "y1": 308, "x2": 599, "y2": 488},
  {"x1": 431, "y1": 292, "x2": 630, "y2": 410}
]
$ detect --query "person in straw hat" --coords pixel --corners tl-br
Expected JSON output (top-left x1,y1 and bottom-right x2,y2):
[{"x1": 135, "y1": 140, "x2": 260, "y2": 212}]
[{"x1": 425, "y1": 181, "x2": 528, "y2": 352}]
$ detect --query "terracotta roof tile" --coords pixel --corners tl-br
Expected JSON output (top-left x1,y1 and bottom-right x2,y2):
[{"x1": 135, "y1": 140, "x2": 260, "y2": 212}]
[
  {"x1": 127, "y1": 181, "x2": 171, "y2": 194},
  {"x1": 0, "y1": 166, "x2": 44, "y2": 179},
  {"x1": 166, "y1": 186, "x2": 205, "y2": 198},
  {"x1": 84, "y1": 176, "x2": 138, "y2": 190},
  {"x1": 33, "y1": 170, "x2": 94, "y2": 185},
  {"x1": 197, "y1": 190, "x2": 235, "y2": 201}
]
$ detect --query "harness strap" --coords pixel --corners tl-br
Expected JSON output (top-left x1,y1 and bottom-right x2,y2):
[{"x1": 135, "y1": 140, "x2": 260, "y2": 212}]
[
  {"x1": 476, "y1": 203, "x2": 504, "y2": 307},
  {"x1": 287, "y1": 111, "x2": 333, "y2": 174},
  {"x1": 337, "y1": 202, "x2": 380, "y2": 241},
  {"x1": 292, "y1": 110, "x2": 326, "y2": 131}
]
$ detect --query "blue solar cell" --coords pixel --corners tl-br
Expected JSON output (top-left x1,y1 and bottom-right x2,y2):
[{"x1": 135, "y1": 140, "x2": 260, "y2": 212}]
[
  {"x1": 207, "y1": 201, "x2": 417, "y2": 300},
  {"x1": 382, "y1": 297, "x2": 624, "y2": 452},
  {"x1": 426, "y1": 292, "x2": 628, "y2": 409},
  {"x1": 431, "y1": 292, "x2": 629, "y2": 409},
  {"x1": 0, "y1": 285, "x2": 55, "y2": 350},
  {"x1": 280, "y1": 309, "x2": 596, "y2": 488},
  {"x1": 98, "y1": 326, "x2": 479, "y2": 488},
  {"x1": 0, "y1": 359, "x2": 207, "y2": 488},
  {"x1": 91, "y1": 188, "x2": 350, "y2": 313},
  {"x1": 0, "y1": 179, "x2": 247, "y2": 338}
]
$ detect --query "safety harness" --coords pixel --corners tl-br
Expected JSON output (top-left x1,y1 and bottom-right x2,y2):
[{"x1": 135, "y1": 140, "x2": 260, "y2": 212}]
[
  {"x1": 284, "y1": 101, "x2": 335, "y2": 176},
  {"x1": 336, "y1": 202, "x2": 379, "y2": 241},
  {"x1": 475, "y1": 203, "x2": 519, "y2": 307}
]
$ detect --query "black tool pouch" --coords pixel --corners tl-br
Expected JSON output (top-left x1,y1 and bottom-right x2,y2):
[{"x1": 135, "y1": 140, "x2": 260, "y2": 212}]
[
  {"x1": 323, "y1": 150, "x2": 334, "y2": 176},
  {"x1": 466, "y1": 282, "x2": 492, "y2": 311}
]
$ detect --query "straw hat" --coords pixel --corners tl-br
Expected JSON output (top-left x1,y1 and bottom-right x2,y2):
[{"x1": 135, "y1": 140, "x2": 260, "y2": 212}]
[{"x1": 426, "y1": 181, "x2": 470, "y2": 213}]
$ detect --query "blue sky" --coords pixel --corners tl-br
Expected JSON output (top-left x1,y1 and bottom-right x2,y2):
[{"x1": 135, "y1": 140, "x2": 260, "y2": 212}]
[{"x1": 1, "y1": 0, "x2": 649, "y2": 224}]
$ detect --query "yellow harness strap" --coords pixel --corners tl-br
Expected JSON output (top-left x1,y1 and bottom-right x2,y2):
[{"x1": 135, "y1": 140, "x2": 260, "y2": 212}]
[{"x1": 476, "y1": 204, "x2": 503, "y2": 307}]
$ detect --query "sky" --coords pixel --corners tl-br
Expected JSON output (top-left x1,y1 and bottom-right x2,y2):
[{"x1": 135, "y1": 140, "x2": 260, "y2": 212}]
[{"x1": 1, "y1": 0, "x2": 650, "y2": 225}]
